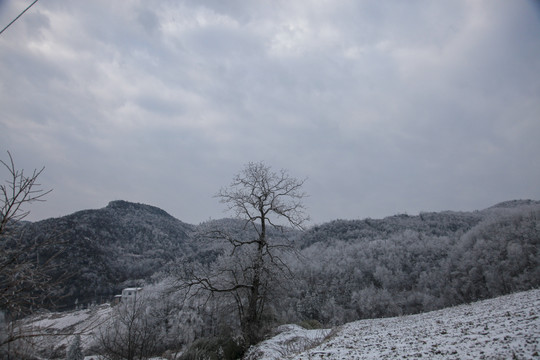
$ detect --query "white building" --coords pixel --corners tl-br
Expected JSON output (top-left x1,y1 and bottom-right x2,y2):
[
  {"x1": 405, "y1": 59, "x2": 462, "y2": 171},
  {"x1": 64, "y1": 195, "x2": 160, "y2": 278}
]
[{"x1": 121, "y1": 287, "x2": 143, "y2": 302}]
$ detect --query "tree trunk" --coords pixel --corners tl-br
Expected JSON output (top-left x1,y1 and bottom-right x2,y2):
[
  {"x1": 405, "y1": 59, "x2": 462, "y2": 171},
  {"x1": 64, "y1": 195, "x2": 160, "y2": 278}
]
[{"x1": 243, "y1": 216, "x2": 265, "y2": 345}]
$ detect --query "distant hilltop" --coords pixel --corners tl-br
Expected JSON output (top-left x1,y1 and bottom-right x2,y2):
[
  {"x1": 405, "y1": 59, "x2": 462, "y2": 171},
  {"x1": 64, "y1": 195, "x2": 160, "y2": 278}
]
[
  {"x1": 487, "y1": 199, "x2": 540, "y2": 209},
  {"x1": 106, "y1": 199, "x2": 177, "y2": 219}
]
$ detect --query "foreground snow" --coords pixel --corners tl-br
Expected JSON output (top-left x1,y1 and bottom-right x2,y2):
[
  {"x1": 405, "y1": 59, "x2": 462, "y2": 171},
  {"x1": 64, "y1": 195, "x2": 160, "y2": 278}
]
[
  {"x1": 252, "y1": 289, "x2": 540, "y2": 359},
  {"x1": 22, "y1": 289, "x2": 540, "y2": 359},
  {"x1": 243, "y1": 325, "x2": 331, "y2": 360}
]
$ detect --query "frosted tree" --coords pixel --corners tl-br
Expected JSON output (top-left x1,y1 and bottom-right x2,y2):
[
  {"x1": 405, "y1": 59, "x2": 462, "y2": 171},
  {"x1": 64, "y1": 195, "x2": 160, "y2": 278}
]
[
  {"x1": 0, "y1": 151, "x2": 61, "y2": 357},
  {"x1": 180, "y1": 162, "x2": 309, "y2": 345},
  {"x1": 66, "y1": 335, "x2": 83, "y2": 360},
  {"x1": 0, "y1": 151, "x2": 54, "y2": 316}
]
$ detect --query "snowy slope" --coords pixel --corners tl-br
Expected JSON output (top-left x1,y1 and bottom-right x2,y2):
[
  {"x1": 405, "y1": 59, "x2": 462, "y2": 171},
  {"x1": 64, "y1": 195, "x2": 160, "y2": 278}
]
[
  {"x1": 21, "y1": 304, "x2": 112, "y2": 356},
  {"x1": 21, "y1": 289, "x2": 540, "y2": 359},
  {"x1": 243, "y1": 325, "x2": 332, "y2": 360},
  {"x1": 251, "y1": 289, "x2": 540, "y2": 360}
]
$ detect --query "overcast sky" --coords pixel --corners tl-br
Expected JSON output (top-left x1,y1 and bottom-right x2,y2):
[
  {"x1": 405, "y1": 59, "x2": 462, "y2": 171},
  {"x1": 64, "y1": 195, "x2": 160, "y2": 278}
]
[{"x1": 1, "y1": 0, "x2": 539, "y2": 225}]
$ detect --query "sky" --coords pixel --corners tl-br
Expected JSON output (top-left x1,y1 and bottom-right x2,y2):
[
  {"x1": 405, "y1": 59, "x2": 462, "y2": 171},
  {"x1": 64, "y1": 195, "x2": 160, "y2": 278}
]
[{"x1": 1, "y1": 0, "x2": 539, "y2": 225}]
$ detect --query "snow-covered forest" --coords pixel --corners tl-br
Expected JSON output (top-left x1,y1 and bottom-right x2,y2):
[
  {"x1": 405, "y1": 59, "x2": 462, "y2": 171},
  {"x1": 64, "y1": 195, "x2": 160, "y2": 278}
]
[{"x1": 2, "y1": 197, "x2": 539, "y2": 359}]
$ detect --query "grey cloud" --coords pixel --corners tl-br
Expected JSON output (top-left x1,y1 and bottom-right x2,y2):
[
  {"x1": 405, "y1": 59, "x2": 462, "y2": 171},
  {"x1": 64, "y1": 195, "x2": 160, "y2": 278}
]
[{"x1": 1, "y1": 0, "x2": 539, "y2": 224}]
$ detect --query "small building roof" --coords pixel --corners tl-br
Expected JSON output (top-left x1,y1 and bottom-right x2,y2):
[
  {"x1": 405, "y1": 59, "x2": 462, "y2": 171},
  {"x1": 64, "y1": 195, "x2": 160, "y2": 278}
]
[{"x1": 123, "y1": 287, "x2": 142, "y2": 291}]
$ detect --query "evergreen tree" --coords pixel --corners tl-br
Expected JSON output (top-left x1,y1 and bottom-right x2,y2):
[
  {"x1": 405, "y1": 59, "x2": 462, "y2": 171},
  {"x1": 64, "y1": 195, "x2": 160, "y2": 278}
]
[{"x1": 66, "y1": 335, "x2": 83, "y2": 360}]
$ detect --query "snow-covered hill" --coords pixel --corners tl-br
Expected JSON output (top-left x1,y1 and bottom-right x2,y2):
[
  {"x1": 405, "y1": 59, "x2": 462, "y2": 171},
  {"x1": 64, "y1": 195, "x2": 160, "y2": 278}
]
[
  {"x1": 18, "y1": 200, "x2": 195, "y2": 309},
  {"x1": 19, "y1": 303, "x2": 112, "y2": 357},
  {"x1": 248, "y1": 289, "x2": 540, "y2": 360}
]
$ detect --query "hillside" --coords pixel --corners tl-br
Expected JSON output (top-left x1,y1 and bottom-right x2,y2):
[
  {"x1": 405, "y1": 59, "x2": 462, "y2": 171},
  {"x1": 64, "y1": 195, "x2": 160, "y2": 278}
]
[
  {"x1": 18, "y1": 200, "x2": 195, "y2": 308},
  {"x1": 247, "y1": 288, "x2": 540, "y2": 360},
  {"x1": 299, "y1": 209, "x2": 483, "y2": 248},
  {"x1": 12, "y1": 198, "x2": 540, "y2": 316},
  {"x1": 289, "y1": 200, "x2": 540, "y2": 325}
]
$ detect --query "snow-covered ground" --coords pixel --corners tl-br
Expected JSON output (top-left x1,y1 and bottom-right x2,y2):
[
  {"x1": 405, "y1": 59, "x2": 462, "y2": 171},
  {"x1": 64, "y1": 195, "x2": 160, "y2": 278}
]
[
  {"x1": 251, "y1": 289, "x2": 540, "y2": 359},
  {"x1": 21, "y1": 303, "x2": 112, "y2": 355},
  {"x1": 243, "y1": 324, "x2": 332, "y2": 360},
  {"x1": 21, "y1": 289, "x2": 540, "y2": 359}
]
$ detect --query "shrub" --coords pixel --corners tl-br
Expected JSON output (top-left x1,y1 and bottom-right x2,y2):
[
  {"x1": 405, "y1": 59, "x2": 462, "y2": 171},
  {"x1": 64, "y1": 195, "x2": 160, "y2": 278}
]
[
  {"x1": 179, "y1": 336, "x2": 244, "y2": 360},
  {"x1": 297, "y1": 319, "x2": 323, "y2": 330}
]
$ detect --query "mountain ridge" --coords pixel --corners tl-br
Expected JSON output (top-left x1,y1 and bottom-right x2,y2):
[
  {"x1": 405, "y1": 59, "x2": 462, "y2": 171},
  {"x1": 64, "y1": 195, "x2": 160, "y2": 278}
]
[
  {"x1": 13, "y1": 198, "x2": 540, "y2": 311},
  {"x1": 27, "y1": 198, "x2": 540, "y2": 226}
]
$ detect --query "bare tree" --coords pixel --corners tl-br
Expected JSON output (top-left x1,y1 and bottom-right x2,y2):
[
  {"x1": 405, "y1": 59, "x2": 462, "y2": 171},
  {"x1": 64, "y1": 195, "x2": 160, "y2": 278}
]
[
  {"x1": 181, "y1": 162, "x2": 309, "y2": 346},
  {"x1": 0, "y1": 151, "x2": 55, "y2": 315},
  {"x1": 0, "y1": 151, "x2": 51, "y2": 236},
  {"x1": 96, "y1": 292, "x2": 158, "y2": 360},
  {"x1": 0, "y1": 151, "x2": 58, "y2": 357}
]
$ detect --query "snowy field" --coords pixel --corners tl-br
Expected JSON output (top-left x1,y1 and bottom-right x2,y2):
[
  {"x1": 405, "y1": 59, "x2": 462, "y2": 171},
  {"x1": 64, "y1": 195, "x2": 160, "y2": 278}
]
[
  {"x1": 21, "y1": 303, "x2": 112, "y2": 355},
  {"x1": 22, "y1": 289, "x2": 540, "y2": 359},
  {"x1": 251, "y1": 289, "x2": 540, "y2": 360}
]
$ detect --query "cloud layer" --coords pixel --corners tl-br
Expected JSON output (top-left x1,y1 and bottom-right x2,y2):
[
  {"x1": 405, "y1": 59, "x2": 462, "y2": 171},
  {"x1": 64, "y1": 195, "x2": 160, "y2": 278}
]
[{"x1": 1, "y1": 0, "x2": 539, "y2": 224}]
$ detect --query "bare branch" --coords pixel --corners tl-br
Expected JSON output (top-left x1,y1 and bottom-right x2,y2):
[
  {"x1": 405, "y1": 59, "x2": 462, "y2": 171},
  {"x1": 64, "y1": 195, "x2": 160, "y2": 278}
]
[{"x1": 1, "y1": 151, "x2": 52, "y2": 235}]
